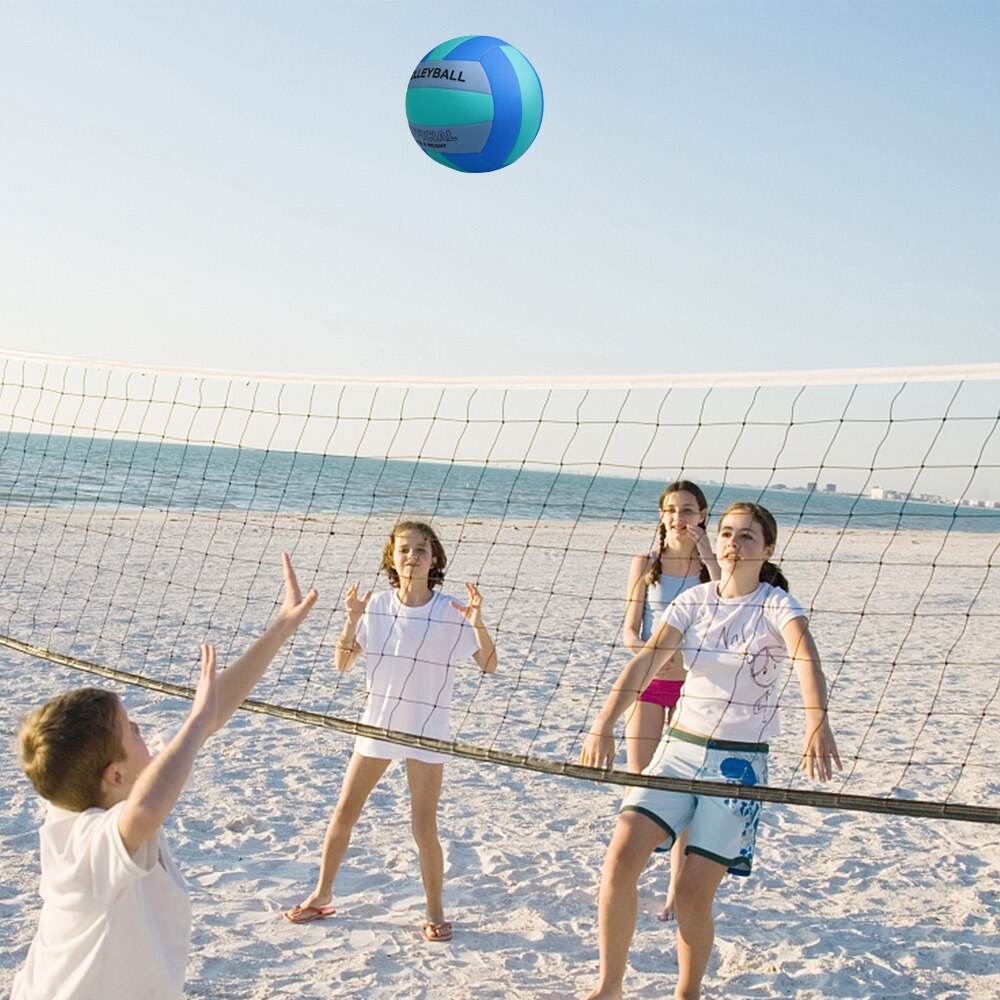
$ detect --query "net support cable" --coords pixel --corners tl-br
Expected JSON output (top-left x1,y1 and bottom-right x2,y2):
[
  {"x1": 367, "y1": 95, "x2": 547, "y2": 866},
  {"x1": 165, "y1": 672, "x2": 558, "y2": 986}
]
[{"x1": 3, "y1": 635, "x2": 997, "y2": 826}]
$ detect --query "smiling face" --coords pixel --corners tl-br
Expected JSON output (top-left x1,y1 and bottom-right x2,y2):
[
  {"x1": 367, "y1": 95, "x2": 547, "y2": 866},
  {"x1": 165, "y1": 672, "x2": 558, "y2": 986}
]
[{"x1": 661, "y1": 490, "x2": 707, "y2": 543}]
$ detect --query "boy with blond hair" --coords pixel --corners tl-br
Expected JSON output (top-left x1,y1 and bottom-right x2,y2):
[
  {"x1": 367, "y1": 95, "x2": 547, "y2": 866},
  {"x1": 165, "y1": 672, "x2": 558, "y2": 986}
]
[{"x1": 13, "y1": 554, "x2": 317, "y2": 1000}]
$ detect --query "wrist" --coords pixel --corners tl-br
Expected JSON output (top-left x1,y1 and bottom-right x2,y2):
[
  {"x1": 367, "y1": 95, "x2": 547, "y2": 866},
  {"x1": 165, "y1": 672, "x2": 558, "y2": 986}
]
[{"x1": 592, "y1": 714, "x2": 615, "y2": 735}]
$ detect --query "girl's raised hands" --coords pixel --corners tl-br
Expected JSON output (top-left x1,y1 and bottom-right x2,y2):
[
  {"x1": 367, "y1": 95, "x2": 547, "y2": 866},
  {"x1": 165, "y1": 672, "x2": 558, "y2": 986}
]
[
  {"x1": 344, "y1": 581, "x2": 373, "y2": 625},
  {"x1": 450, "y1": 583, "x2": 485, "y2": 626}
]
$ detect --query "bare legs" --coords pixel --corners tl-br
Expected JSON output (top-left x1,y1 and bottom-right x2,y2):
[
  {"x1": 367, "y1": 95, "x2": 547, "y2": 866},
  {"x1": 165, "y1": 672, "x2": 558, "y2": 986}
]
[
  {"x1": 672, "y1": 855, "x2": 727, "y2": 1000},
  {"x1": 297, "y1": 753, "x2": 447, "y2": 924},
  {"x1": 584, "y1": 812, "x2": 726, "y2": 1000},
  {"x1": 406, "y1": 758, "x2": 446, "y2": 924},
  {"x1": 624, "y1": 701, "x2": 689, "y2": 921},
  {"x1": 585, "y1": 812, "x2": 666, "y2": 1000},
  {"x1": 298, "y1": 752, "x2": 389, "y2": 911}
]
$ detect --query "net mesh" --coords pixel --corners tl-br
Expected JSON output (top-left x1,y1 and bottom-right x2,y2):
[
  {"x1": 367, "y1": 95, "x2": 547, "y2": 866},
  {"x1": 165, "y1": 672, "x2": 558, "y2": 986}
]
[{"x1": 2, "y1": 351, "x2": 998, "y2": 823}]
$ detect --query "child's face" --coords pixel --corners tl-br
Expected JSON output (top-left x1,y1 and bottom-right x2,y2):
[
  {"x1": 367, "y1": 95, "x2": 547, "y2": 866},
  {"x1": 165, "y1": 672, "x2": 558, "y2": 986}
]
[
  {"x1": 661, "y1": 491, "x2": 705, "y2": 540},
  {"x1": 114, "y1": 699, "x2": 153, "y2": 784},
  {"x1": 716, "y1": 511, "x2": 774, "y2": 573},
  {"x1": 392, "y1": 529, "x2": 436, "y2": 584}
]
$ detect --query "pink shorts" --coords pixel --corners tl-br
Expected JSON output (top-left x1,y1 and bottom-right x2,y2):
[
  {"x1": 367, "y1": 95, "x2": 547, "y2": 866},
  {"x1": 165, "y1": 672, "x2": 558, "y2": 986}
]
[{"x1": 637, "y1": 678, "x2": 684, "y2": 709}]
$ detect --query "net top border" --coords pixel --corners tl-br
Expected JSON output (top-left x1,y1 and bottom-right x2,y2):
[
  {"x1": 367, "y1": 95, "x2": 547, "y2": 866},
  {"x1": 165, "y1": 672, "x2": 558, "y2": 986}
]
[{"x1": 1, "y1": 350, "x2": 998, "y2": 390}]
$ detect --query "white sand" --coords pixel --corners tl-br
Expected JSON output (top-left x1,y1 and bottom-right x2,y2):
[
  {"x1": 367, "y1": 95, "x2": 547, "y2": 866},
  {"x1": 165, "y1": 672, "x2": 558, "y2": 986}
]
[{"x1": 2, "y1": 512, "x2": 1000, "y2": 998}]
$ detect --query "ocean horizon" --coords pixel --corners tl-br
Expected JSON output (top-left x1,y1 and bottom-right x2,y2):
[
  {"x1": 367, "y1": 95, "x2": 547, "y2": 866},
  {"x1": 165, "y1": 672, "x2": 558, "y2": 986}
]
[{"x1": 2, "y1": 430, "x2": 997, "y2": 533}]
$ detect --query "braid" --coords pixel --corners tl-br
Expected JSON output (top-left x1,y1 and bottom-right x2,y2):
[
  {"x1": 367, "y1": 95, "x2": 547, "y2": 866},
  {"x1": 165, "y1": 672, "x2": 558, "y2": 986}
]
[{"x1": 645, "y1": 522, "x2": 666, "y2": 587}]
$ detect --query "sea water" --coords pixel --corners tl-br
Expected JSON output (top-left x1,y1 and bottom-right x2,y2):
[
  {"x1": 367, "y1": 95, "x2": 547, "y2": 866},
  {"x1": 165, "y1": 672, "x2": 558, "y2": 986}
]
[{"x1": 1, "y1": 431, "x2": 997, "y2": 532}]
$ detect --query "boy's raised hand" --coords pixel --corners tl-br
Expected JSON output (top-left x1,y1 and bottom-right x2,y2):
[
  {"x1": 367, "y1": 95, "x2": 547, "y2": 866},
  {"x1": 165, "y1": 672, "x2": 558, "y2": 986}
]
[
  {"x1": 187, "y1": 643, "x2": 219, "y2": 734},
  {"x1": 277, "y1": 552, "x2": 319, "y2": 636},
  {"x1": 208, "y1": 554, "x2": 318, "y2": 734}
]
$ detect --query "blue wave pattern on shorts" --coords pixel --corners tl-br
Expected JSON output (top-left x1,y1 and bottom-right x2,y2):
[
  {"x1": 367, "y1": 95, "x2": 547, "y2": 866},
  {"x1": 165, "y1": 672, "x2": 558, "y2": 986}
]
[{"x1": 719, "y1": 754, "x2": 764, "y2": 875}]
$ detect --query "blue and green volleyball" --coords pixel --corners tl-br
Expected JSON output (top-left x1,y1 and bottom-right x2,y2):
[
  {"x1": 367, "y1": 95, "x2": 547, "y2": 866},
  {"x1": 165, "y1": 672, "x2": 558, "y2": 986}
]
[{"x1": 405, "y1": 35, "x2": 543, "y2": 173}]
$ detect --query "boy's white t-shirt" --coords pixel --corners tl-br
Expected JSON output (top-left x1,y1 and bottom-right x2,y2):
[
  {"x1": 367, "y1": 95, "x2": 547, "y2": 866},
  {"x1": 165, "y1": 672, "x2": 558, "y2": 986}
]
[
  {"x1": 12, "y1": 794, "x2": 190, "y2": 1000},
  {"x1": 666, "y1": 581, "x2": 807, "y2": 743},
  {"x1": 355, "y1": 589, "x2": 479, "y2": 763}
]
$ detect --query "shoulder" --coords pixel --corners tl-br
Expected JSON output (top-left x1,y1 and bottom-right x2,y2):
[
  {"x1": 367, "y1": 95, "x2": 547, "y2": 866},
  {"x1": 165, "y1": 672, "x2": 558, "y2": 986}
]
[
  {"x1": 47, "y1": 802, "x2": 138, "y2": 864},
  {"x1": 366, "y1": 590, "x2": 394, "y2": 611},
  {"x1": 49, "y1": 802, "x2": 113, "y2": 839},
  {"x1": 680, "y1": 581, "x2": 715, "y2": 602},
  {"x1": 43, "y1": 802, "x2": 154, "y2": 897},
  {"x1": 432, "y1": 591, "x2": 466, "y2": 620},
  {"x1": 628, "y1": 553, "x2": 654, "y2": 579},
  {"x1": 760, "y1": 583, "x2": 806, "y2": 621}
]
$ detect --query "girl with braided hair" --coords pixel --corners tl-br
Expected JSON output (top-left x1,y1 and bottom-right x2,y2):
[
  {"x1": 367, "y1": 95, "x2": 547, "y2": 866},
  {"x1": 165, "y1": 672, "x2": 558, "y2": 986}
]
[{"x1": 620, "y1": 481, "x2": 719, "y2": 919}]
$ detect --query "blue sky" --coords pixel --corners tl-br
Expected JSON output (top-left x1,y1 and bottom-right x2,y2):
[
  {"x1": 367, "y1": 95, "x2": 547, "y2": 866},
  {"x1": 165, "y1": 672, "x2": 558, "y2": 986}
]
[{"x1": 1, "y1": 1, "x2": 997, "y2": 379}]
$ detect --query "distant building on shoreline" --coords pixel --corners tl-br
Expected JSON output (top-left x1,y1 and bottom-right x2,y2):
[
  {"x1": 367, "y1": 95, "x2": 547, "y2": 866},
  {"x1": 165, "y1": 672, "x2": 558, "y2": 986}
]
[{"x1": 868, "y1": 486, "x2": 998, "y2": 508}]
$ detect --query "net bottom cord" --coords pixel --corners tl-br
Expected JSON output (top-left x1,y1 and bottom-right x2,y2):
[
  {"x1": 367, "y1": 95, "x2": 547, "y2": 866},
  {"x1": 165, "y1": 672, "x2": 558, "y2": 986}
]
[{"x1": 3, "y1": 633, "x2": 997, "y2": 826}]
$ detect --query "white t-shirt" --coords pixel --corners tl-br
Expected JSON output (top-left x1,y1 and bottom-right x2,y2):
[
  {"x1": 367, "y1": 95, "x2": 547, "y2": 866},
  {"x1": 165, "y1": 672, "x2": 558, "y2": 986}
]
[
  {"x1": 665, "y1": 581, "x2": 807, "y2": 743},
  {"x1": 12, "y1": 800, "x2": 190, "y2": 1000},
  {"x1": 354, "y1": 589, "x2": 479, "y2": 764}
]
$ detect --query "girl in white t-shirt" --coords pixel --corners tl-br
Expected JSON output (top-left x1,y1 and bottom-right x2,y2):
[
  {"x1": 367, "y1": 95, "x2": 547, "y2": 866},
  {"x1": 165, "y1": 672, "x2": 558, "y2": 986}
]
[
  {"x1": 582, "y1": 502, "x2": 841, "y2": 1000},
  {"x1": 285, "y1": 521, "x2": 497, "y2": 943}
]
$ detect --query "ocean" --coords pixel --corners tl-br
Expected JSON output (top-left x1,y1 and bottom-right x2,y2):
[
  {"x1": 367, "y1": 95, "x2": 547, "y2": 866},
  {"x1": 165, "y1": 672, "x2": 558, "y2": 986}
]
[{"x1": 1, "y1": 431, "x2": 997, "y2": 532}]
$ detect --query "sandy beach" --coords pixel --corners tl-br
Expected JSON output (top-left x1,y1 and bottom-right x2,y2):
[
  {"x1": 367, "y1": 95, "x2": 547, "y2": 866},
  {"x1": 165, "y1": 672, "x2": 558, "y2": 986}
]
[{"x1": 2, "y1": 512, "x2": 999, "y2": 997}]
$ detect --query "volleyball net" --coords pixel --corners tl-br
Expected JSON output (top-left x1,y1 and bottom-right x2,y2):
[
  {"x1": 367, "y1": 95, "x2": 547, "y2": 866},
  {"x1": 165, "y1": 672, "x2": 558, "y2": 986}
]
[{"x1": 1, "y1": 351, "x2": 998, "y2": 823}]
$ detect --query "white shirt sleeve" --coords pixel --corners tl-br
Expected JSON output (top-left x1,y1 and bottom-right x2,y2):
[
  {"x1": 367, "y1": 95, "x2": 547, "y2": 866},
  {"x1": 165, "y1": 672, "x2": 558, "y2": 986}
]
[
  {"x1": 56, "y1": 803, "x2": 155, "y2": 908},
  {"x1": 766, "y1": 588, "x2": 807, "y2": 631}
]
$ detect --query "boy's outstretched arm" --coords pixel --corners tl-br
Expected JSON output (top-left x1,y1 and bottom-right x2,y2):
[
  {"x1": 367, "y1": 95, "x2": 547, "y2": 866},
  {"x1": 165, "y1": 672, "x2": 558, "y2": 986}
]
[
  {"x1": 117, "y1": 554, "x2": 317, "y2": 856},
  {"x1": 210, "y1": 553, "x2": 318, "y2": 731}
]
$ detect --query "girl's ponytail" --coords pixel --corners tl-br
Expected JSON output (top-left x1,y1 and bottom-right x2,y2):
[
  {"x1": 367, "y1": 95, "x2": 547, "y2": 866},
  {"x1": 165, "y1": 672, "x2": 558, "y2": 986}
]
[{"x1": 759, "y1": 560, "x2": 789, "y2": 592}]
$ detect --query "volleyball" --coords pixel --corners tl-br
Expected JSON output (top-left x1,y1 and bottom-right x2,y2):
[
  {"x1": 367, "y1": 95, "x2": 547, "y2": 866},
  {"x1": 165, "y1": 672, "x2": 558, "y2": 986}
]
[{"x1": 405, "y1": 35, "x2": 543, "y2": 173}]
